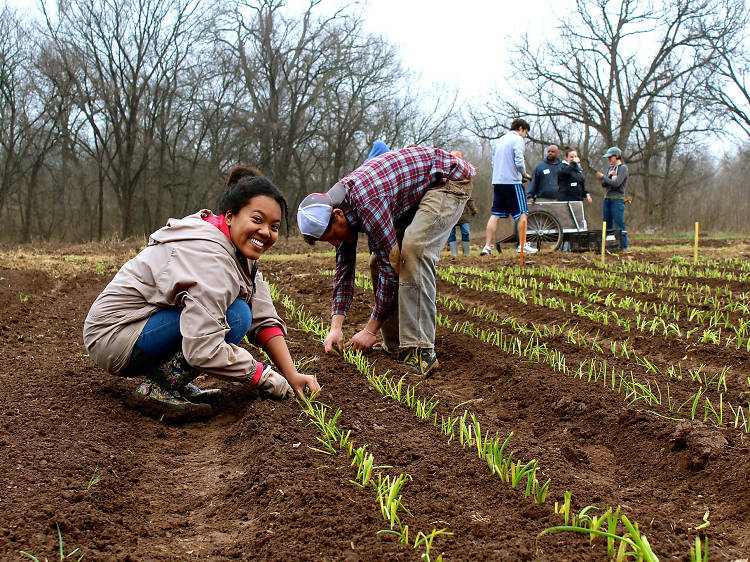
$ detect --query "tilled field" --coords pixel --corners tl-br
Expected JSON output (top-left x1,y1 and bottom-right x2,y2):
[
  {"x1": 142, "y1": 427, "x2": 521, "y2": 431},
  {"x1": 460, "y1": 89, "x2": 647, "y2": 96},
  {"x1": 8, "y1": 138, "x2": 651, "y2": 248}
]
[{"x1": 0, "y1": 240, "x2": 748, "y2": 561}]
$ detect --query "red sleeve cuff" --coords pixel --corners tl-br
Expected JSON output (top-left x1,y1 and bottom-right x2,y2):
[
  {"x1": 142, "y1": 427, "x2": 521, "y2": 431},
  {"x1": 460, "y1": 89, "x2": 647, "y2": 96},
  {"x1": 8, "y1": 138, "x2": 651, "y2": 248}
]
[
  {"x1": 251, "y1": 362, "x2": 264, "y2": 386},
  {"x1": 256, "y1": 326, "x2": 284, "y2": 347}
]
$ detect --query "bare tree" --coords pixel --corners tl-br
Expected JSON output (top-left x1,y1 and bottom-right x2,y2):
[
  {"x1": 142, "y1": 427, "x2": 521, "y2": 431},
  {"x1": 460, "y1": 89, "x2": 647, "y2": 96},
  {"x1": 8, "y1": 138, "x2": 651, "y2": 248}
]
[
  {"x1": 217, "y1": 0, "x2": 463, "y2": 217},
  {"x1": 701, "y1": 1, "x2": 750, "y2": 136},
  {"x1": 0, "y1": 8, "x2": 39, "y2": 217},
  {"x1": 42, "y1": 0, "x2": 208, "y2": 237},
  {"x1": 469, "y1": 0, "x2": 742, "y2": 229}
]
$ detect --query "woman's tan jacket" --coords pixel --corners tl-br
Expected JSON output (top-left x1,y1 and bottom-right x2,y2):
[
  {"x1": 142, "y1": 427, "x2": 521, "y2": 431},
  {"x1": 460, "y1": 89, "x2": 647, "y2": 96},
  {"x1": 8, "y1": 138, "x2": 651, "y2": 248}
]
[{"x1": 83, "y1": 211, "x2": 285, "y2": 382}]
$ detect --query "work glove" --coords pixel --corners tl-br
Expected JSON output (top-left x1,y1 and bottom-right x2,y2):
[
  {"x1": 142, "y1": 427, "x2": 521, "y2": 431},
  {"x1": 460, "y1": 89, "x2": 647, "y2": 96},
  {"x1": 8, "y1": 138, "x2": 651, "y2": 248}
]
[{"x1": 256, "y1": 364, "x2": 293, "y2": 399}]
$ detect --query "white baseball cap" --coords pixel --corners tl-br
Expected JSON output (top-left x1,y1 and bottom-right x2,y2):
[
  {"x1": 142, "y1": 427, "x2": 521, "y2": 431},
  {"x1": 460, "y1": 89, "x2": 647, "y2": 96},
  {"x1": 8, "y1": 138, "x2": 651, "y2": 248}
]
[{"x1": 296, "y1": 182, "x2": 348, "y2": 239}]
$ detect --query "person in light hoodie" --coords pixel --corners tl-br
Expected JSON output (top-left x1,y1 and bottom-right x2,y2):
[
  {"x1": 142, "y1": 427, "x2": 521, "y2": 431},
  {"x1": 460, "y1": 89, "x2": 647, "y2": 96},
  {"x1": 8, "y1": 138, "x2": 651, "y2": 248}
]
[{"x1": 83, "y1": 173, "x2": 319, "y2": 419}]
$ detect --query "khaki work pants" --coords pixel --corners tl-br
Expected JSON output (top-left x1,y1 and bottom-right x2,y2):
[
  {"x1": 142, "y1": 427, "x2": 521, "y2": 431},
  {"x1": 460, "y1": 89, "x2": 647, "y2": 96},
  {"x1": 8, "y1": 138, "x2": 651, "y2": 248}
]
[{"x1": 369, "y1": 179, "x2": 473, "y2": 351}]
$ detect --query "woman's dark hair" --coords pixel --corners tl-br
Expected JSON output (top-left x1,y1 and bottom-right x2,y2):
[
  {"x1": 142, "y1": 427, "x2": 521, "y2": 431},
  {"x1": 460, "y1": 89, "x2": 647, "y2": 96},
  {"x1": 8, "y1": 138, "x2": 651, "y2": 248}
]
[
  {"x1": 564, "y1": 146, "x2": 578, "y2": 157},
  {"x1": 219, "y1": 176, "x2": 288, "y2": 225},
  {"x1": 225, "y1": 164, "x2": 262, "y2": 190}
]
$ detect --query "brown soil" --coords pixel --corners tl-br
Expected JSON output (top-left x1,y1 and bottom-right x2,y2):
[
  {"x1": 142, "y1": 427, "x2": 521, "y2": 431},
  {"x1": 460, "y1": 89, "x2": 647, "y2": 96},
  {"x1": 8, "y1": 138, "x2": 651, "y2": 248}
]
[{"x1": 1, "y1": 239, "x2": 749, "y2": 561}]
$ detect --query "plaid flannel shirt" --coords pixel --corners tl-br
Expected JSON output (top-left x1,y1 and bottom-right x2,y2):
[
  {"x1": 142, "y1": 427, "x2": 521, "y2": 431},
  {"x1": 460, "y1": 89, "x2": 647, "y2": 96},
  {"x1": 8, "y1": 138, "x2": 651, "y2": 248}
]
[{"x1": 331, "y1": 146, "x2": 476, "y2": 321}]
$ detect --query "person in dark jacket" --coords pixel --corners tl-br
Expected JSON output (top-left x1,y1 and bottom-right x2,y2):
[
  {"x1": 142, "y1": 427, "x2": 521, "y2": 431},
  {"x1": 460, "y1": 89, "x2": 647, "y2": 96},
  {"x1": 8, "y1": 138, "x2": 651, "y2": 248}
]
[
  {"x1": 527, "y1": 145, "x2": 561, "y2": 201},
  {"x1": 557, "y1": 148, "x2": 592, "y2": 203}
]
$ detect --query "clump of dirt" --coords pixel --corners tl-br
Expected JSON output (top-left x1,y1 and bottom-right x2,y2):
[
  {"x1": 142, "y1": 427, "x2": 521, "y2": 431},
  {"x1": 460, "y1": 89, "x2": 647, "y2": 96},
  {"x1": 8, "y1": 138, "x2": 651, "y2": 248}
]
[{"x1": 670, "y1": 420, "x2": 729, "y2": 471}]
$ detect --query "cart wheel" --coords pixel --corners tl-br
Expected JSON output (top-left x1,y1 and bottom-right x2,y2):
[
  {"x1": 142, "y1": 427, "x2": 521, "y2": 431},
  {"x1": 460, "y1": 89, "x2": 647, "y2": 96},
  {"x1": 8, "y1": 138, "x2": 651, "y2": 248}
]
[{"x1": 518, "y1": 210, "x2": 563, "y2": 250}]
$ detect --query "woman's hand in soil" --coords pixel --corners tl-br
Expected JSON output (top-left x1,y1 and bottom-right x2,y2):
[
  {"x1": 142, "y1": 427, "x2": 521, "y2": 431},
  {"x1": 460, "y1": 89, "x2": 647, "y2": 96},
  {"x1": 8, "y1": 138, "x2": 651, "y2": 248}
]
[
  {"x1": 324, "y1": 327, "x2": 344, "y2": 355},
  {"x1": 346, "y1": 330, "x2": 375, "y2": 352},
  {"x1": 286, "y1": 371, "x2": 320, "y2": 396},
  {"x1": 256, "y1": 365, "x2": 294, "y2": 399}
]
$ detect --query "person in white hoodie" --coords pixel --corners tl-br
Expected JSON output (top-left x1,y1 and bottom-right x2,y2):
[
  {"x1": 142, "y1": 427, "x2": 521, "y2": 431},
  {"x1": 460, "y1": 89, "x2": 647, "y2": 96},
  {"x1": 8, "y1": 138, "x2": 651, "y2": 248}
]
[
  {"x1": 83, "y1": 175, "x2": 319, "y2": 419},
  {"x1": 480, "y1": 118, "x2": 537, "y2": 255}
]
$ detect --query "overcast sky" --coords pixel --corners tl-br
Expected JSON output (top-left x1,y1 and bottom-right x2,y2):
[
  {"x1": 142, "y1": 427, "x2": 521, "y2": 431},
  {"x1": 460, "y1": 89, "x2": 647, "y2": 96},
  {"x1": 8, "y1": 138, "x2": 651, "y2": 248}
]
[{"x1": 359, "y1": 0, "x2": 566, "y2": 103}]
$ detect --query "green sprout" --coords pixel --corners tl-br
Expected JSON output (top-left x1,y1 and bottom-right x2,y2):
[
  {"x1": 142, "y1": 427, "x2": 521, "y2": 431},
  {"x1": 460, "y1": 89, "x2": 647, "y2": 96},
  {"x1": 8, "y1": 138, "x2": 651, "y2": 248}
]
[
  {"x1": 86, "y1": 467, "x2": 102, "y2": 490},
  {"x1": 20, "y1": 523, "x2": 84, "y2": 561}
]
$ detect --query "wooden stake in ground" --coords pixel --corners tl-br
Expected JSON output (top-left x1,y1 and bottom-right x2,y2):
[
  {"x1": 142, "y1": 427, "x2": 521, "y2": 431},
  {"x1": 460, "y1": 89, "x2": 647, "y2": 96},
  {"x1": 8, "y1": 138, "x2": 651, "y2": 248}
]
[
  {"x1": 519, "y1": 219, "x2": 527, "y2": 266},
  {"x1": 601, "y1": 222, "x2": 607, "y2": 262},
  {"x1": 694, "y1": 221, "x2": 700, "y2": 263}
]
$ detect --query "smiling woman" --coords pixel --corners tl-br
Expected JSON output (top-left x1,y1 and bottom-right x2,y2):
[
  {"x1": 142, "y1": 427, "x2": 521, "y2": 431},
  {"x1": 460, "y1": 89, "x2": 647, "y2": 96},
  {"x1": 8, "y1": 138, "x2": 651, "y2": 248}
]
[
  {"x1": 82, "y1": 174, "x2": 320, "y2": 420},
  {"x1": 222, "y1": 179, "x2": 284, "y2": 260}
]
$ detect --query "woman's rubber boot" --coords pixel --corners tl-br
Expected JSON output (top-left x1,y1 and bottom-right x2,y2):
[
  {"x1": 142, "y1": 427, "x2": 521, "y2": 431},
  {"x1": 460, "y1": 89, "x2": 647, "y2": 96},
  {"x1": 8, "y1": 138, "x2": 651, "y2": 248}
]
[
  {"x1": 449, "y1": 240, "x2": 459, "y2": 256},
  {"x1": 127, "y1": 380, "x2": 212, "y2": 420},
  {"x1": 160, "y1": 351, "x2": 222, "y2": 405},
  {"x1": 126, "y1": 351, "x2": 213, "y2": 419},
  {"x1": 159, "y1": 351, "x2": 221, "y2": 404},
  {"x1": 462, "y1": 241, "x2": 471, "y2": 256}
]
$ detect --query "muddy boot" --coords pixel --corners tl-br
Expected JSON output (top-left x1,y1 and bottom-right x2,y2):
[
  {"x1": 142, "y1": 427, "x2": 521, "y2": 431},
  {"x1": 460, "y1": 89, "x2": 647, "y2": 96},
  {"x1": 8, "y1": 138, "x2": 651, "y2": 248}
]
[
  {"x1": 160, "y1": 351, "x2": 222, "y2": 405},
  {"x1": 448, "y1": 240, "x2": 458, "y2": 256},
  {"x1": 462, "y1": 241, "x2": 471, "y2": 256},
  {"x1": 127, "y1": 380, "x2": 212, "y2": 420},
  {"x1": 400, "y1": 347, "x2": 439, "y2": 378}
]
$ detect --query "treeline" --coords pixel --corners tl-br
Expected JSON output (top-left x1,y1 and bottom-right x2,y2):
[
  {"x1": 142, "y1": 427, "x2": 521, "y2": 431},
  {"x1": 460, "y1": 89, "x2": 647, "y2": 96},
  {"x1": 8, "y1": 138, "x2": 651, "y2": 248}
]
[
  {"x1": 0, "y1": 0, "x2": 463, "y2": 241},
  {"x1": 0, "y1": 0, "x2": 748, "y2": 242}
]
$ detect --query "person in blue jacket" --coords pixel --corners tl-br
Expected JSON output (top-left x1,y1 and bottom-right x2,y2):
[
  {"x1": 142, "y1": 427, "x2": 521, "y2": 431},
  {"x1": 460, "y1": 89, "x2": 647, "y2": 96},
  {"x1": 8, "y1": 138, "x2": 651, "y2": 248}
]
[{"x1": 365, "y1": 140, "x2": 390, "y2": 162}]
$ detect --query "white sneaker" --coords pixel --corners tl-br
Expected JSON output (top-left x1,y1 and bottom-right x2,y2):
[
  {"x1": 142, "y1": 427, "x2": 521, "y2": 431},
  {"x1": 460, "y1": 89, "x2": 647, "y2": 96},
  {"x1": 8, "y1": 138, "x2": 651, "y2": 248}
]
[
  {"x1": 517, "y1": 243, "x2": 538, "y2": 254},
  {"x1": 480, "y1": 245, "x2": 493, "y2": 255}
]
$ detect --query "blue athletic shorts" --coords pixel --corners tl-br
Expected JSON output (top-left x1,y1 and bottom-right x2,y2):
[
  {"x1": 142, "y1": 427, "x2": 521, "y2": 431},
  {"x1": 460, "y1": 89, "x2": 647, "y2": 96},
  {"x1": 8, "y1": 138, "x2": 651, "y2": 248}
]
[{"x1": 491, "y1": 183, "x2": 528, "y2": 219}]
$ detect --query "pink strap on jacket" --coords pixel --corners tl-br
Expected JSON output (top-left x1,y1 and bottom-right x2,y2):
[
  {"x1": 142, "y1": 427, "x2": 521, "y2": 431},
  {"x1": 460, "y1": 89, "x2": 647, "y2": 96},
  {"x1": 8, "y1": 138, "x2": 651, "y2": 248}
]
[{"x1": 203, "y1": 213, "x2": 231, "y2": 240}]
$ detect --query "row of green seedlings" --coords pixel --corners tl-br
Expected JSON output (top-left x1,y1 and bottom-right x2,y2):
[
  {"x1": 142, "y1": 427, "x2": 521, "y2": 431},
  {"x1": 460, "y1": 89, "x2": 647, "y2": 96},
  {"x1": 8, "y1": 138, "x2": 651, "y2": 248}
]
[
  {"x1": 607, "y1": 253, "x2": 750, "y2": 283},
  {"x1": 437, "y1": 295, "x2": 733, "y2": 392},
  {"x1": 437, "y1": 288, "x2": 750, "y2": 416},
  {"x1": 271, "y1": 286, "x2": 668, "y2": 561},
  {"x1": 438, "y1": 264, "x2": 749, "y2": 350},
  {"x1": 433, "y1": 300, "x2": 749, "y2": 433},
  {"x1": 541, "y1": 493, "x2": 708, "y2": 562},
  {"x1": 297, "y1": 391, "x2": 450, "y2": 561},
  {"x1": 429, "y1": 309, "x2": 711, "y2": 561},
  {"x1": 251, "y1": 298, "x2": 447, "y2": 559},
  {"x1": 321, "y1": 267, "x2": 738, "y2": 388},
  {"x1": 587, "y1": 257, "x2": 745, "y2": 307},
  {"x1": 436, "y1": 294, "x2": 738, "y2": 401},
  {"x1": 546, "y1": 261, "x2": 750, "y2": 334},
  {"x1": 438, "y1": 270, "x2": 750, "y2": 424},
  {"x1": 493, "y1": 260, "x2": 750, "y2": 333},
  {"x1": 314, "y1": 267, "x2": 747, "y2": 428},
  {"x1": 513, "y1": 260, "x2": 750, "y2": 317},
  {"x1": 442, "y1": 265, "x2": 748, "y2": 350},
  {"x1": 323, "y1": 265, "x2": 746, "y2": 350}
]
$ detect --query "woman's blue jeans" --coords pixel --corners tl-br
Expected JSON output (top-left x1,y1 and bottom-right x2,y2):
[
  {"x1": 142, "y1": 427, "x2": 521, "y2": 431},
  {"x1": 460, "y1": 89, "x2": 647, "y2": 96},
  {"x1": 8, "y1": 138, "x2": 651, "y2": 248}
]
[
  {"x1": 133, "y1": 299, "x2": 252, "y2": 364},
  {"x1": 602, "y1": 198, "x2": 628, "y2": 249},
  {"x1": 447, "y1": 222, "x2": 471, "y2": 243}
]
